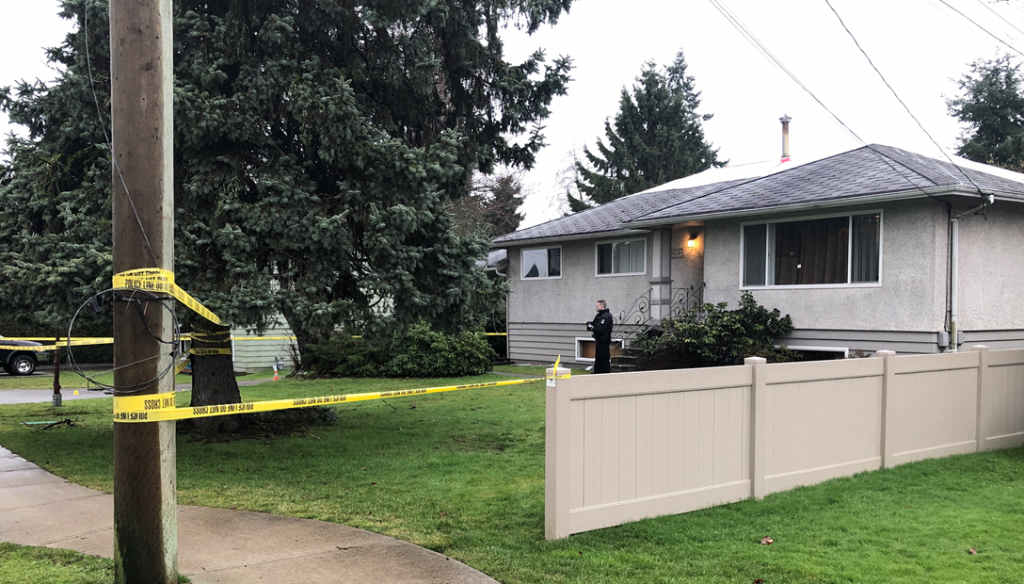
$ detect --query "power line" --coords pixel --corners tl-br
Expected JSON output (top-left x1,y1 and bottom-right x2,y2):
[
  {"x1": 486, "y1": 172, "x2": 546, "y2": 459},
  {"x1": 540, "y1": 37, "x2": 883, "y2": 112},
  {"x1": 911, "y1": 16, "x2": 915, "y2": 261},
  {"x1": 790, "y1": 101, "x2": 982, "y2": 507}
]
[
  {"x1": 824, "y1": 0, "x2": 989, "y2": 196},
  {"x1": 935, "y1": 0, "x2": 1024, "y2": 58},
  {"x1": 706, "y1": 0, "x2": 946, "y2": 197},
  {"x1": 83, "y1": 0, "x2": 159, "y2": 268},
  {"x1": 974, "y1": 0, "x2": 1024, "y2": 43},
  {"x1": 707, "y1": 0, "x2": 866, "y2": 146}
]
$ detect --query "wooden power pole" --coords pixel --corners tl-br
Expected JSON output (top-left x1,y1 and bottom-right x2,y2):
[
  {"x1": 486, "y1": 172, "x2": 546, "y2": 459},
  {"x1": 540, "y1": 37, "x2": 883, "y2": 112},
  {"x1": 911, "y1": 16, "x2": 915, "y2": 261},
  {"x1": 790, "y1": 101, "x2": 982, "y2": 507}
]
[{"x1": 109, "y1": 1, "x2": 177, "y2": 583}]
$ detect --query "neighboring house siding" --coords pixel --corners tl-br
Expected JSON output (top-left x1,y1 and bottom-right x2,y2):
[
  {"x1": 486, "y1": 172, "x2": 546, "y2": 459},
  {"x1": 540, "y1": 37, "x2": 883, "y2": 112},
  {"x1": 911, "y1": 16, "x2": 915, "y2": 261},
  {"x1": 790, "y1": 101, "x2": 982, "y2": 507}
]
[
  {"x1": 231, "y1": 324, "x2": 296, "y2": 373},
  {"x1": 704, "y1": 200, "x2": 949, "y2": 334},
  {"x1": 508, "y1": 238, "x2": 651, "y2": 326}
]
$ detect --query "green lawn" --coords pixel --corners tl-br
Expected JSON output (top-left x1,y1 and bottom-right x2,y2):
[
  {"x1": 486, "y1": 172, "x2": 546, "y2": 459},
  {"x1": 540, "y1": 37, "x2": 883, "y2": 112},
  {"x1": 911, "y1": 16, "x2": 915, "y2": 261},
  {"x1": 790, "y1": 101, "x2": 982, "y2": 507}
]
[
  {"x1": 1, "y1": 374, "x2": 1022, "y2": 583},
  {"x1": 0, "y1": 543, "x2": 112, "y2": 584},
  {"x1": 0, "y1": 370, "x2": 280, "y2": 391},
  {"x1": 492, "y1": 364, "x2": 591, "y2": 377}
]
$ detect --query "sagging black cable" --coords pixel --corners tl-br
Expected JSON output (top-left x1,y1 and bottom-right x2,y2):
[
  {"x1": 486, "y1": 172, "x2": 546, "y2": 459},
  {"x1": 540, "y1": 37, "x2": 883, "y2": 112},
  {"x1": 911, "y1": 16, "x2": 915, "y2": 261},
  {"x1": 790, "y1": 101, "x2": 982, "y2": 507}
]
[{"x1": 67, "y1": 288, "x2": 182, "y2": 394}]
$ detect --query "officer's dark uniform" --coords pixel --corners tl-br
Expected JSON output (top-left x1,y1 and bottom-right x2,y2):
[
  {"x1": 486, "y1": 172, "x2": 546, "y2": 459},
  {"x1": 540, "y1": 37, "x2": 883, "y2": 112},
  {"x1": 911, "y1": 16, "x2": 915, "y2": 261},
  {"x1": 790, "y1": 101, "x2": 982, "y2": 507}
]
[{"x1": 588, "y1": 307, "x2": 614, "y2": 374}]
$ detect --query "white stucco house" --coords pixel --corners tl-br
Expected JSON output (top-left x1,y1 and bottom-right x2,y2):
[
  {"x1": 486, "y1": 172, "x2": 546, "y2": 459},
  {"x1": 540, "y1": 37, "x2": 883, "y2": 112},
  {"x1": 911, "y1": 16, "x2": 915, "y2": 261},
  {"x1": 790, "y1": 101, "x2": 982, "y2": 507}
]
[{"x1": 491, "y1": 144, "x2": 1024, "y2": 366}]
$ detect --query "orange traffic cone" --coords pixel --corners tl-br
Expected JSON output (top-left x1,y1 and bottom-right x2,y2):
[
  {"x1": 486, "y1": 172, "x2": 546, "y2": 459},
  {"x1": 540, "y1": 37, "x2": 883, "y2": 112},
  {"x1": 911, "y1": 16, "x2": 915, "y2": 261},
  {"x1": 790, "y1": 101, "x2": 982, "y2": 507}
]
[{"x1": 273, "y1": 367, "x2": 279, "y2": 381}]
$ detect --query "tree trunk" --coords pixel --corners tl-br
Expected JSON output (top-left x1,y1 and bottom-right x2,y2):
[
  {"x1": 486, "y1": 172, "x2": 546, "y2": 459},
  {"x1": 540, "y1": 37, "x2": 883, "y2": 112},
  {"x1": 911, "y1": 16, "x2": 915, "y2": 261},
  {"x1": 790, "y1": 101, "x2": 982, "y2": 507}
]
[
  {"x1": 189, "y1": 320, "x2": 241, "y2": 433},
  {"x1": 279, "y1": 305, "x2": 313, "y2": 371}
]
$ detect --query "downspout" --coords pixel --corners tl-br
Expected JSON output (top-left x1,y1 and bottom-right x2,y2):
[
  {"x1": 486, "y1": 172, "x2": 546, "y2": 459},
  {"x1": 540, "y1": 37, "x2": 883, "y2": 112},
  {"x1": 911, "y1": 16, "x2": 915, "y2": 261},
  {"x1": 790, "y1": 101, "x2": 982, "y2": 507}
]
[{"x1": 948, "y1": 194, "x2": 994, "y2": 352}]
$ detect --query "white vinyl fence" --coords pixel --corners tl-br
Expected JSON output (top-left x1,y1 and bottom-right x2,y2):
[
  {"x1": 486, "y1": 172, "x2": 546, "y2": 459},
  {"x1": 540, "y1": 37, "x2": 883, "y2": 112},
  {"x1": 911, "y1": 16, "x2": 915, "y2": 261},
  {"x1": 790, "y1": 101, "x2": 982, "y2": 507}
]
[{"x1": 544, "y1": 346, "x2": 1024, "y2": 539}]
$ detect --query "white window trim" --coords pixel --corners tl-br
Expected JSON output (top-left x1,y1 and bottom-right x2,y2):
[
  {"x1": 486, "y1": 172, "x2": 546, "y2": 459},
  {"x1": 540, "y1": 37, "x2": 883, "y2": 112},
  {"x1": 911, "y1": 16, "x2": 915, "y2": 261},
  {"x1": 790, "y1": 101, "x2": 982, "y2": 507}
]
[
  {"x1": 594, "y1": 238, "x2": 647, "y2": 277},
  {"x1": 575, "y1": 336, "x2": 624, "y2": 362},
  {"x1": 739, "y1": 209, "x2": 884, "y2": 290},
  {"x1": 520, "y1": 245, "x2": 563, "y2": 280}
]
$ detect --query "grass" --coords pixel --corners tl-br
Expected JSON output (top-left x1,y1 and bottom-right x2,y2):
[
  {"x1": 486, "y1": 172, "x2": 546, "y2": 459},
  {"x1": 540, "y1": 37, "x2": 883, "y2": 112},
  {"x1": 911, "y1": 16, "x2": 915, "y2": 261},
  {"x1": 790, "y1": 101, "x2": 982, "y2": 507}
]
[
  {"x1": 0, "y1": 543, "x2": 112, "y2": 584},
  {"x1": 492, "y1": 364, "x2": 591, "y2": 377},
  {"x1": 1, "y1": 373, "x2": 1023, "y2": 583},
  {"x1": 0, "y1": 369, "x2": 279, "y2": 391}
]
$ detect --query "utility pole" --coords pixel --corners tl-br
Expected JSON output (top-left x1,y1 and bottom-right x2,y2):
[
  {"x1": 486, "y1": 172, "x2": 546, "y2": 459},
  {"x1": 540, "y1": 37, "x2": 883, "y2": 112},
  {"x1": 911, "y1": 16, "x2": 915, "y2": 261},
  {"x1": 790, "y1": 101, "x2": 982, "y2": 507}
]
[{"x1": 110, "y1": 1, "x2": 177, "y2": 583}]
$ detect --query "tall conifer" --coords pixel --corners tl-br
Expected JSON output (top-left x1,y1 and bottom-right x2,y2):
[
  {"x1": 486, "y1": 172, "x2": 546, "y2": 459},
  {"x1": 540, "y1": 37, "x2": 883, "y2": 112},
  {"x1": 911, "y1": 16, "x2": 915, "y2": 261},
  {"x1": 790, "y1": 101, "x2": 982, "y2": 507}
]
[{"x1": 572, "y1": 51, "x2": 722, "y2": 209}]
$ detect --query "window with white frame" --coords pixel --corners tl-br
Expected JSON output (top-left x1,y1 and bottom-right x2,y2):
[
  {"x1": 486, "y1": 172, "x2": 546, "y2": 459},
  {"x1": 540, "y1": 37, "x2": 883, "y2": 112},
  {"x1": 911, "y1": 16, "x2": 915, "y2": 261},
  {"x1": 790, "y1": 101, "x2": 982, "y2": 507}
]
[
  {"x1": 521, "y1": 247, "x2": 561, "y2": 279},
  {"x1": 596, "y1": 239, "x2": 646, "y2": 275},
  {"x1": 742, "y1": 212, "x2": 881, "y2": 287}
]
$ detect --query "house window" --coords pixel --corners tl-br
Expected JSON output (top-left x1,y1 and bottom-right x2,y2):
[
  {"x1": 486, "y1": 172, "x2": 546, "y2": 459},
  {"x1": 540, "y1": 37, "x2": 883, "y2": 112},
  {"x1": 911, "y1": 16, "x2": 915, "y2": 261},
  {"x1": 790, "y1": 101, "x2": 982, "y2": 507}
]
[
  {"x1": 742, "y1": 212, "x2": 881, "y2": 287},
  {"x1": 576, "y1": 337, "x2": 624, "y2": 362},
  {"x1": 596, "y1": 240, "x2": 646, "y2": 275},
  {"x1": 522, "y1": 247, "x2": 561, "y2": 279}
]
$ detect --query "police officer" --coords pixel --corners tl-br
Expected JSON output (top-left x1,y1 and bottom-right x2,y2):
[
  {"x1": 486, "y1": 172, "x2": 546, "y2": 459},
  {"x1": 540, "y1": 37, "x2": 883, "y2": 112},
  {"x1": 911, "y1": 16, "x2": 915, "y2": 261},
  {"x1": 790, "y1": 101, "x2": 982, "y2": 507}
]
[{"x1": 586, "y1": 300, "x2": 614, "y2": 374}]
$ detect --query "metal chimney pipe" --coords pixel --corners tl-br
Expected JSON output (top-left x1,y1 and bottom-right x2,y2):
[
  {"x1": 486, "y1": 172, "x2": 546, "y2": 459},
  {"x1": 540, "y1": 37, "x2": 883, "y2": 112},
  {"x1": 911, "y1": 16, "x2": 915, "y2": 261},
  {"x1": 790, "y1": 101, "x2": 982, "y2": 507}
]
[{"x1": 780, "y1": 115, "x2": 791, "y2": 160}]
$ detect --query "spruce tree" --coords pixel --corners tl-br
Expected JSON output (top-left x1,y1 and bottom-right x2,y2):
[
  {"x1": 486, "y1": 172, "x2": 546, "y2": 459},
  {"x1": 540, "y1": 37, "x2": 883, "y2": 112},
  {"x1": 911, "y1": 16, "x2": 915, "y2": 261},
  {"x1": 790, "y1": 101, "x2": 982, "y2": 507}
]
[
  {"x1": 0, "y1": 0, "x2": 573, "y2": 364},
  {"x1": 572, "y1": 51, "x2": 722, "y2": 209},
  {"x1": 947, "y1": 55, "x2": 1024, "y2": 170}
]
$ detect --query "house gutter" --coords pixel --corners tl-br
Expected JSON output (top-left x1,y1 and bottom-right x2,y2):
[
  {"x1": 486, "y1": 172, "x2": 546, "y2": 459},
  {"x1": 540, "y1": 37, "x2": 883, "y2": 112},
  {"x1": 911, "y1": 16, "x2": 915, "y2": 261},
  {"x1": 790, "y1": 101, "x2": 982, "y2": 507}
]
[
  {"x1": 948, "y1": 194, "x2": 995, "y2": 352},
  {"x1": 621, "y1": 184, "x2": 1015, "y2": 229}
]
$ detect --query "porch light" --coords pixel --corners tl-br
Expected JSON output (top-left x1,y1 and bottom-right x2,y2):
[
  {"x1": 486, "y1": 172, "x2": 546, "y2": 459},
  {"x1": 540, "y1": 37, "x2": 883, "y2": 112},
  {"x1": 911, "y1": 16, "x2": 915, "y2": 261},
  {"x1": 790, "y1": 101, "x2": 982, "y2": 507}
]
[{"x1": 686, "y1": 234, "x2": 698, "y2": 249}]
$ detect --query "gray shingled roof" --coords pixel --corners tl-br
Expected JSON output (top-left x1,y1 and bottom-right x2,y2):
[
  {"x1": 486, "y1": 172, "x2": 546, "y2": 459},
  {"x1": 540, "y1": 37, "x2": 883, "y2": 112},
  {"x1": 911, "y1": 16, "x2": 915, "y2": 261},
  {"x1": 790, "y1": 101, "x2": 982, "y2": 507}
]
[
  {"x1": 492, "y1": 145, "x2": 1024, "y2": 247},
  {"x1": 627, "y1": 145, "x2": 1024, "y2": 225},
  {"x1": 491, "y1": 179, "x2": 748, "y2": 246}
]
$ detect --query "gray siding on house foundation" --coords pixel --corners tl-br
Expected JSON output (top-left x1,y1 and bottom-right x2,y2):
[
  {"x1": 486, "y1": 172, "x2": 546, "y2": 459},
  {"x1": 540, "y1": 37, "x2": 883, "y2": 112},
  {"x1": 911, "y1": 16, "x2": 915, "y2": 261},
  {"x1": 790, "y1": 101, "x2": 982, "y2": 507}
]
[
  {"x1": 962, "y1": 329, "x2": 1024, "y2": 351},
  {"x1": 777, "y1": 328, "x2": 943, "y2": 355},
  {"x1": 508, "y1": 322, "x2": 581, "y2": 365},
  {"x1": 508, "y1": 322, "x2": 635, "y2": 366}
]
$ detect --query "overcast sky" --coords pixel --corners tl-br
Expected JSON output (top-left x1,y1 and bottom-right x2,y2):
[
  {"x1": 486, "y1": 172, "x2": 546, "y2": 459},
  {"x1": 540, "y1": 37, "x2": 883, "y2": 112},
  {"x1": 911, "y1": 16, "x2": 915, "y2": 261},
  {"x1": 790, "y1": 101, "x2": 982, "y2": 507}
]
[{"x1": 3, "y1": 0, "x2": 1024, "y2": 228}]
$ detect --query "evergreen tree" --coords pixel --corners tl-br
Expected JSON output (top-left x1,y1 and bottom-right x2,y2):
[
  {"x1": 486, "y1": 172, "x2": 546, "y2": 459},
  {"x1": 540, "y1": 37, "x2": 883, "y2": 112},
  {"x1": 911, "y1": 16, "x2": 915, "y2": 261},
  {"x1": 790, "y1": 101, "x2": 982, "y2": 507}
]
[
  {"x1": 947, "y1": 55, "x2": 1024, "y2": 170},
  {"x1": 450, "y1": 171, "x2": 526, "y2": 238},
  {"x1": 572, "y1": 51, "x2": 722, "y2": 209},
  {"x1": 0, "y1": 0, "x2": 573, "y2": 364}
]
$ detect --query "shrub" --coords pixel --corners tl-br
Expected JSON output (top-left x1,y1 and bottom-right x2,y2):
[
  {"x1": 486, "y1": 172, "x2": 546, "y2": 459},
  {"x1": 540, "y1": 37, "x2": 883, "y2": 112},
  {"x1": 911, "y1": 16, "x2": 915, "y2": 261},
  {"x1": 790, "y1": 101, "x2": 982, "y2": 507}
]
[
  {"x1": 381, "y1": 323, "x2": 496, "y2": 378},
  {"x1": 633, "y1": 292, "x2": 798, "y2": 370},
  {"x1": 304, "y1": 335, "x2": 386, "y2": 377}
]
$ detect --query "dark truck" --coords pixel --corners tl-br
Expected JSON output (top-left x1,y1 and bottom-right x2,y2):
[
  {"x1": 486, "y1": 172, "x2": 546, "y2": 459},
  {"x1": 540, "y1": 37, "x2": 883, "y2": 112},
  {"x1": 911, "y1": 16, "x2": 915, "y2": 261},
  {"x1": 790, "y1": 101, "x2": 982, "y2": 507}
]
[{"x1": 0, "y1": 336, "x2": 48, "y2": 376}]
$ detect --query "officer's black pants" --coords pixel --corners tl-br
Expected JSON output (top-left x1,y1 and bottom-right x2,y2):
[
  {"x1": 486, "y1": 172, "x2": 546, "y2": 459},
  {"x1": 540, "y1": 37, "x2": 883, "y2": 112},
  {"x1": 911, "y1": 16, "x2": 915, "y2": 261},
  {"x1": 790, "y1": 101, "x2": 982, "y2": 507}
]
[{"x1": 594, "y1": 341, "x2": 611, "y2": 374}]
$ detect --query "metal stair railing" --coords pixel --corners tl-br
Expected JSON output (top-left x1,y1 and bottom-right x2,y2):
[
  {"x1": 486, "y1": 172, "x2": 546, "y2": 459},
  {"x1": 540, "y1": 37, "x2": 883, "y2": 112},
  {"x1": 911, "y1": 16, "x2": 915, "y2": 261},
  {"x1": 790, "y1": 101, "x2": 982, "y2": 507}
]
[
  {"x1": 615, "y1": 289, "x2": 652, "y2": 341},
  {"x1": 669, "y1": 282, "x2": 707, "y2": 322}
]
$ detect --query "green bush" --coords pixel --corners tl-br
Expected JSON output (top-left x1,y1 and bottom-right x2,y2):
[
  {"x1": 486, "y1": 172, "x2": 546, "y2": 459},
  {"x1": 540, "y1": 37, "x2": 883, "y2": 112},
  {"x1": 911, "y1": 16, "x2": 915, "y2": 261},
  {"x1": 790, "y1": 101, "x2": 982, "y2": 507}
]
[
  {"x1": 382, "y1": 323, "x2": 496, "y2": 378},
  {"x1": 634, "y1": 292, "x2": 798, "y2": 370},
  {"x1": 304, "y1": 335, "x2": 386, "y2": 377}
]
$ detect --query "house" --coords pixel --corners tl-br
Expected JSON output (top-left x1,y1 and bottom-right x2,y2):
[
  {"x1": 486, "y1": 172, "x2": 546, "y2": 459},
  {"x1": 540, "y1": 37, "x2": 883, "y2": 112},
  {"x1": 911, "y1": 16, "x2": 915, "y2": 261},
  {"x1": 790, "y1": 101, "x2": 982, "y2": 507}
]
[{"x1": 491, "y1": 144, "x2": 1024, "y2": 366}]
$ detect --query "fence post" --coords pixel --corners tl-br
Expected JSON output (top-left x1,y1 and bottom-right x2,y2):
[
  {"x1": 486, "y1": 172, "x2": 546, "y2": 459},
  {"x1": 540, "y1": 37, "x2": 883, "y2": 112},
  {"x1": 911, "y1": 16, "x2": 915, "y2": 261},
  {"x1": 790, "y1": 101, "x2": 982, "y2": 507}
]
[
  {"x1": 972, "y1": 345, "x2": 990, "y2": 452},
  {"x1": 877, "y1": 350, "x2": 896, "y2": 468},
  {"x1": 545, "y1": 366, "x2": 573, "y2": 540},
  {"x1": 745, "y1": 357, "x2": 767, "y2": 499}
]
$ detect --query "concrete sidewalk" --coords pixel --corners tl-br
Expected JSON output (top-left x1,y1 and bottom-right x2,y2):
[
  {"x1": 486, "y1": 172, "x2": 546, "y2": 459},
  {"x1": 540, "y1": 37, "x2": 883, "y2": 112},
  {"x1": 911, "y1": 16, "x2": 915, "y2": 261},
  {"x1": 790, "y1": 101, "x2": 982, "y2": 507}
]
[{"x1": 0, "y1": 446, "x2": 498, "y2": 584}]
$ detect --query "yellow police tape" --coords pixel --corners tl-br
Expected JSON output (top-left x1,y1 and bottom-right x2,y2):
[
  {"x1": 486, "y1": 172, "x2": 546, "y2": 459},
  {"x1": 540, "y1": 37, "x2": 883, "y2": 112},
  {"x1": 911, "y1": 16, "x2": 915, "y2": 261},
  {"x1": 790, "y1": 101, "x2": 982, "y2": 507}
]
[
  {"x1": 0, "y1": 338, "x2": 116, "y2": 352},
  {"x1": 113, "y1": 268, "x2": 222, "y2": 324},
  {"x1": 113, "y1": 373, "x2": 571, "y2": 423},
  {"x1": 190, "y1": 348, "x2": 233, "y2": 356}
]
